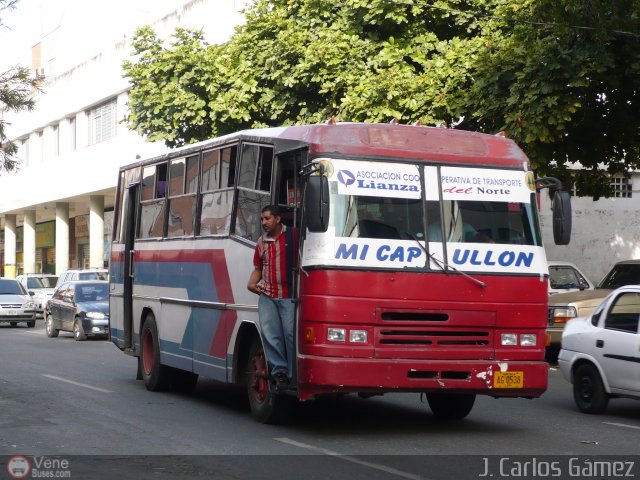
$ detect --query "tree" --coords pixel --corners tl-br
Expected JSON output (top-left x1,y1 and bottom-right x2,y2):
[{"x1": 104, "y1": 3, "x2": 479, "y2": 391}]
[
  {"x1": 123, "y1": 0, "x2": 640, "y2": 197},
  {"x1": 0, "y1": 0, "x2": 39, "y2": 172}
]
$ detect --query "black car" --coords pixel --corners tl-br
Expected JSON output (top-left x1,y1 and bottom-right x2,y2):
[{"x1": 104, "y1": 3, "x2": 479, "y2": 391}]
[{"x1": 45, "y1": 280, "x2": 109, "y2": 341}]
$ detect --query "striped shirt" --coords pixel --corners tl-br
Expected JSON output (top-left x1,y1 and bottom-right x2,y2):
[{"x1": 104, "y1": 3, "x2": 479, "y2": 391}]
[{"x1": 253, "y1": 225, "x2": 297, "y2": 299}]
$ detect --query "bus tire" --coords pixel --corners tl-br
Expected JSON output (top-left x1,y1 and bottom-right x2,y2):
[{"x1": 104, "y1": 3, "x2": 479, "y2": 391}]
[
  {"x1": 245, "y1": 337, "x2": 292, "y2": 424},
  {"x1": 140, "y1": 314, "x2": 171, "y2": 391},
  {"x1": 427, "y1": 393, "x2": 475, "y2": 420},
  {"x1": 573, "y1": 363, "x2": 609, "y2": 414}
]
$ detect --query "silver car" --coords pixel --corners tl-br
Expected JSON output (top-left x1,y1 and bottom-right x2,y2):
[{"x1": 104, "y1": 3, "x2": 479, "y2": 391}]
[
  {"x1": 0, "y1": 278, "x2": 38, "y2": 328},
  {"x1": 17, "y1": 274, "x2": 58, "y2": 318}
]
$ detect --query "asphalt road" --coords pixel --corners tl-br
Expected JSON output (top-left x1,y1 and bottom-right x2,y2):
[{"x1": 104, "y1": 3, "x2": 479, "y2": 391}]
[{"x1": 1, "y1": 322, "x2": 639, "y2": 480}]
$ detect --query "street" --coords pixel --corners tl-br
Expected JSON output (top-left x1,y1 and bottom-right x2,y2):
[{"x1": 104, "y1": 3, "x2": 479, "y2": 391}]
[{"x1": 1, "y1": 322, "x2": 639, "y2": 479}]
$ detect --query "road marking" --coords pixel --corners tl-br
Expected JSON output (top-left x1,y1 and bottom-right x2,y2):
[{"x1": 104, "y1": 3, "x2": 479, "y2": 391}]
[
  {"x1": 275, "y1": 437, "x2": 425, "y2": 480},
  {"x1": 603, "y1": 421, "x2": 640, "y2": 431},
  {"x1": 41, "y1": 374, "x2": 113, "y2": 393}
]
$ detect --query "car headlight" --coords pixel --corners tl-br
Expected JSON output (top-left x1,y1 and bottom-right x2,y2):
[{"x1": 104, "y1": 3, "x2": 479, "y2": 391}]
[
  {"x1": 550, "y1": 306, "x2": 577, "y2": 324},
  {"x1": 86, "y1": 312, "x2": 106, "y2": 319},
  {"x1": 23, "y1": 301, "x2": 36, "y2": 309}
]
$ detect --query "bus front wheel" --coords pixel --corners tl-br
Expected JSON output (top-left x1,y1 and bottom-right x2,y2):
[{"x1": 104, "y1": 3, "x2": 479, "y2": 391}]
[
  {"x1": 245, "y1": 337, "x2": 292, "y2": 424},
  {"x1": 426, "y1": 393, "x2": 475, "y2": 420},
  {"x1": 140, "y1": 314, "x2": 171, "y2": 391}
]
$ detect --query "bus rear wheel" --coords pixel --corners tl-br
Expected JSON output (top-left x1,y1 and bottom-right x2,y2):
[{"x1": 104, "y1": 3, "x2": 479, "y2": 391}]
[
  {"x1": 426, "y1": 393, "x2": 476, "y2": 420},
  {"x1": 245, "y1": 337, "x2": 292, "y2": 424},
  {"x1": 140, "y1": 314, "x2": 171, "y2": 391}
]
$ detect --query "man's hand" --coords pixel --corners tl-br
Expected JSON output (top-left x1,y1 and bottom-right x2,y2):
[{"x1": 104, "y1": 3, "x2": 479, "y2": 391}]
[{"x1": 247, "y1": 268, "x2": 263, "y2": 294}]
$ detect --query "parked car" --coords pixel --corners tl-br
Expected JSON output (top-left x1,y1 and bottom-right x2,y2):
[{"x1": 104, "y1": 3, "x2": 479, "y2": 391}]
[
  {"x1": 45, "y1": 280, "x2": 109, "y2": 340},
  {"x1": 547, "y1": 259, "x2": 640, "y2": 346},
  {"x1": 547, "y1": 260, "x2": 594, "y2": 295},
  {"x1": 0, "y1": 278, "x2": 37, "y2": 327},
  {"x1": 16, "y1": 273, "x2": 59, "y2": 318},
  {"x1": 55, "y1": 268, "x2": 108, "y2": 288},
  {"x1": 559, "y1": 285, "x2": 640, "y2": 414}
]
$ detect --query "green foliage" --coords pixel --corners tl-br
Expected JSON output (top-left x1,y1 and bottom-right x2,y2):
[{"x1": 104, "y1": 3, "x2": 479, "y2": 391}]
[{"x1": 123, "y1": 0, "x2": 640, "y2": 198}]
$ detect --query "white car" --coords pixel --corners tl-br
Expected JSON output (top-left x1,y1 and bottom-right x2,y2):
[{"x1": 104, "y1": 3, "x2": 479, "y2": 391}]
[
  {"x1": 17, "y1": 274, "x2": 58, "y2": 318},
  {"x1": 0, "y1": 278, "x2": 38, "y2": 328},
  {"x1": 559, "y1": 285, "x2": 640, "y2": 413},
  {"x1": 547, "y1": 260, "x2": 594, "y2": 295}
]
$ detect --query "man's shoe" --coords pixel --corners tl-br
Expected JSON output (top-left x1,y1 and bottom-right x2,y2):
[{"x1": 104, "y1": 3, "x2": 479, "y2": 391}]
[{"x1": 273, "y1": 372, "x2": 290, "y2": 393}]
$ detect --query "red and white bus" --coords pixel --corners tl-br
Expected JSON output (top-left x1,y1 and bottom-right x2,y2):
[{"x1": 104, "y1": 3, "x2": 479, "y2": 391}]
[{"x1": 109, "y1": 122, "x2": 570, "y2": 422}]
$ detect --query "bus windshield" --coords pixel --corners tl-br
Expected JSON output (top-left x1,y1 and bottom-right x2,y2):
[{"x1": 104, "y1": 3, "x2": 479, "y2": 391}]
[
  {"x1": 331, "y1": 194, "x2": 540, "y2": 246},
  {"x1": 302, "y1": 159, "x2": 546, "y2": 274}
]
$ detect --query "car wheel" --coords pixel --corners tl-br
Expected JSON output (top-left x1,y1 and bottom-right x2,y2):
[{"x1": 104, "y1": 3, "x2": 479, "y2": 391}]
[
  {"x1": 27, "y1": 320, "x2": 35, "y2": 328},
  {"x1": 426, "y1": 393, "x2": 476, "y2": 420},
  {"x1": 45, "y1": 314, "x2": 59, "y2": 338},
  {"x1": 140, "y1": 313, "x2": 171, "y2": 391},
  {"x1": 9, "y1": 322, "x2": 17, "y2": 327},
  {"x1": 73, "y1": 319, "x2": 87, "y2": 341},
  {"x1": 573, "y1": 363, "x2": 609, "y2": 414}
]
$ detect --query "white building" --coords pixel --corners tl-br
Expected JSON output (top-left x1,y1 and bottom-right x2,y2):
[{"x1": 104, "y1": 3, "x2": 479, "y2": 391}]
[
  {"x1": 540, "y1": 177, "x2": 640, "y2": 284},
  {"x1": 0, "y1": 0, "x2": 246, "y2": 276}
]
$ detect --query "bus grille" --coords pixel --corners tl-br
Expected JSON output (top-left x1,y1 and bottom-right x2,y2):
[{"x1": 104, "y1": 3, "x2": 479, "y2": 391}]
[{"x1": 378, "y1": 329, "x2": 490, "y2": 346}]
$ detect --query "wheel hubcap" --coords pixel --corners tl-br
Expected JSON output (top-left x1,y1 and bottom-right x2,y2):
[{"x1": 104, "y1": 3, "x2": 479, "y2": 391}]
[{"x1": 579, "y1": 376, "x2": 593, "y2": 402}]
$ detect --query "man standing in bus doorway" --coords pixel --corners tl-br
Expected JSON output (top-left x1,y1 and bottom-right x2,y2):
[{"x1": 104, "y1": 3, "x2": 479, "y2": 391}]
[{"x1": 247, "y1": 205, "x2": 297, "y2": 392}]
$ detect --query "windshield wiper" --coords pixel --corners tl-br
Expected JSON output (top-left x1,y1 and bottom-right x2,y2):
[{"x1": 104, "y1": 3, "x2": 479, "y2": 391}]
[{"x1": 408, "y1": 233, "x2": 487, "y2": 288}]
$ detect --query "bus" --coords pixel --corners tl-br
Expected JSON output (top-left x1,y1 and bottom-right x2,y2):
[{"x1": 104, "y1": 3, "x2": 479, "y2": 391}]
[{"x1": 109, "y1": 122, "x2": 571, "y2": 423}]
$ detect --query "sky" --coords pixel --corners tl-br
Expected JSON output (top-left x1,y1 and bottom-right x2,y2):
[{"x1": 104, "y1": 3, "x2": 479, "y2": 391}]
[{"x1": 0, "y1": 0, "x2": 247, "y2": 73}]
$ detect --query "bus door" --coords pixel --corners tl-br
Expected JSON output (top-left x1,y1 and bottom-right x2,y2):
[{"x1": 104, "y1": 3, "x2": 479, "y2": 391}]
[
  {"x1": 122, "y1": 182, "x2": 139, "y2": 351},
  {"x1": 274, "y1": 148, "x2": 305, "y2": 378}
]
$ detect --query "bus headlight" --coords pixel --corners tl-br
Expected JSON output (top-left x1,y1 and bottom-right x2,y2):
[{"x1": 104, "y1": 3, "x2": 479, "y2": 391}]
[
  {"x1": 327, "y1": 328, "x2": 346, "y2": 342},
  {"x1": 519, "y1": 334, "x2": 537, "y2": 346},
  {"x1": 501, "y1": 333, "x2": 518, "y2": 346},
  {"x1": 349, "y1": 330, "x2": 368, "y2": 343}
]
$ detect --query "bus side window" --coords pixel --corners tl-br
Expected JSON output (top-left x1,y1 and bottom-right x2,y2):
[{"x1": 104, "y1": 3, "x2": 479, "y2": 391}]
[
  {"x1": 167, "y1": 155, "x2": 198, "y2": 237},
  {"x1": 234, "y1": 144, "x2": 273, "y2": 241},
  {"x1": 275, "y1": 151, "x2": 304, "y2": 227},
  {"x1": 139, "y1": 163, "x2": 167, "y2": 239},
  {"x1": 199, "y1": 145, "x2": 237, "y2": 236}
]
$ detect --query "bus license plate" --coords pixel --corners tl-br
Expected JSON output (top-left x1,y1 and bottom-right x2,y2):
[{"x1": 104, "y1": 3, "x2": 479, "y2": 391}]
[{"x1": 494, "y1": 371, "x2": 523, "y2": 388}]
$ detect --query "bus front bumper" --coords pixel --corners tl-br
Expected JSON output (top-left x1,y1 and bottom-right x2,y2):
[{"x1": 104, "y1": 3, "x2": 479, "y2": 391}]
[{"x1": 296, "y1": 355, "x2": 548, "y2": 401}]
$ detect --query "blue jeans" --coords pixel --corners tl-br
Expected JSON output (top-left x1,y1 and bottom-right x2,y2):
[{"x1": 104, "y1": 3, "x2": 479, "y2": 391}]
[{"x1": 258, "y1": 294, "x2": 295, "y2": 379}]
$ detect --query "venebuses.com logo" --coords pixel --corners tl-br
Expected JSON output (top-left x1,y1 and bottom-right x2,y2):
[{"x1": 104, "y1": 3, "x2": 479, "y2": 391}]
[
  {"x1": 6, "y1": 456, "x2": 30, "y2": 479},
  {"x1": 6, "y1": 455, "x2": 71, "y2": 478}
]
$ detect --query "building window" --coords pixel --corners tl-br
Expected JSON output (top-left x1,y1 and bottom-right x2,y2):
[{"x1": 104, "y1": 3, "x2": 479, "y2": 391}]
[
  {"x1": 69, "y1": 116, "x2": 76, "y2": 151},
  {"x1": 611, "y1": 177, "x2": 632, "y2": 198},
  {"x1": 53, "y1": 124, "x2": 59, "y2": 157},
  {"x1": 88, "y1": 99, "x2": 116, "y2": 145}
]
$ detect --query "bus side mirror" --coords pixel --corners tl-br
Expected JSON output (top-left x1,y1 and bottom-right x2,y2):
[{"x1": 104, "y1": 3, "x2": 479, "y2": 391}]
[
  {"x1": 305, "y1": 175, "x2": 329, "y2": 232},
  {"x1": 552, "y1": 190, "x2": 571, "y2": 245}
]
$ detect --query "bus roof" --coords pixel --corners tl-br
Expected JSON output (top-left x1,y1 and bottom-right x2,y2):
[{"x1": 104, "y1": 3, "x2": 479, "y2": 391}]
[{"x1": 128, "y1": 123, "x2": 529, "y2": 170}]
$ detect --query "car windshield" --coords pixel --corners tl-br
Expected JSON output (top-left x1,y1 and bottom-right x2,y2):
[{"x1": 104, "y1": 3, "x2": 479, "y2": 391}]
[
  {"x1": 26, "y1": 276, "x2": 58, "y2": 289},
  {"x1": 78, "y1": 272, "x2": 108, "y2": 281},
  {"x1": 549, "y1": 266, "x2": 589, "y2": 289},
  {"x1": 0, "y1": 279, "x2": 24, "y2": 295},
  {"x1": 599, "y1": 264, "x2": 640, "y2": 289},
  {"x1": 75, "y1": 284, "x2": 109, "y2": 302}
]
